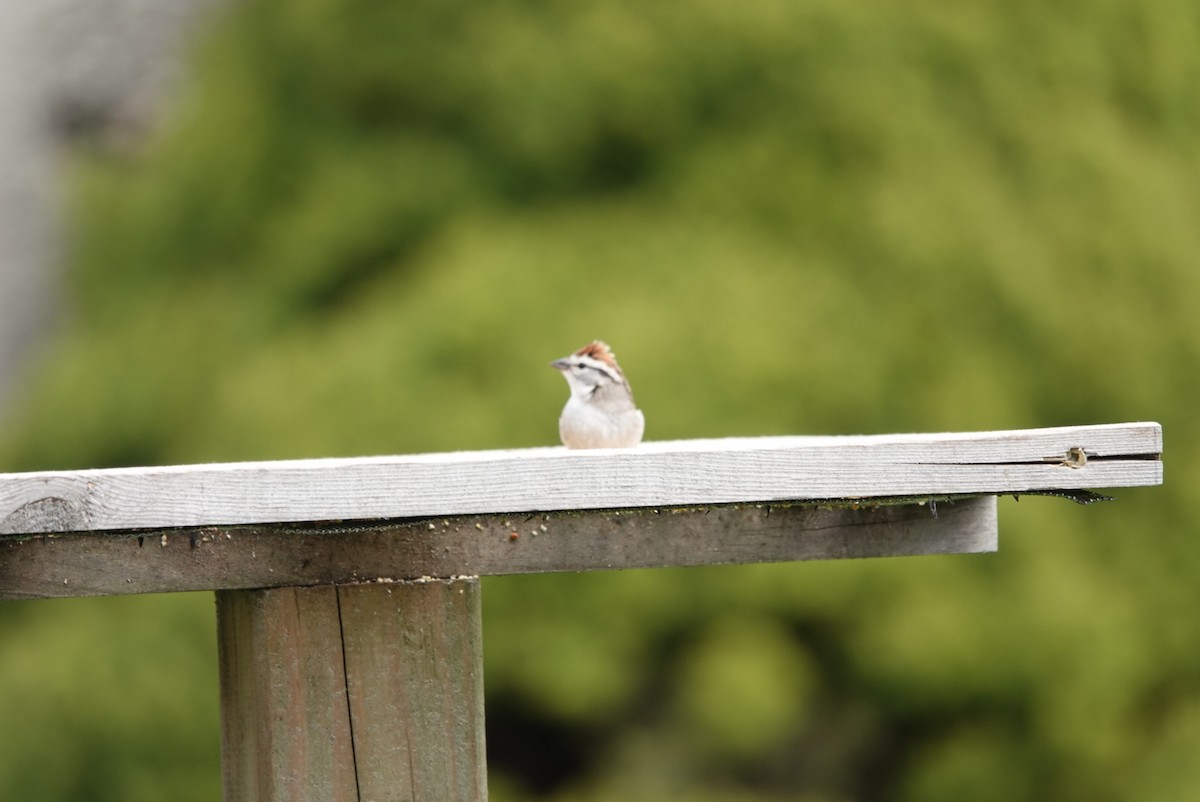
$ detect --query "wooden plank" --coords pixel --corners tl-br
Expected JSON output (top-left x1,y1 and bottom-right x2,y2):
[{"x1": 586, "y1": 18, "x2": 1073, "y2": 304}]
[
  {"x1": 217, "y1": 580, "x2": 486, "y2": 802},
  {"x1": 0, "y1": 497, "x2": 997, "y2": 599},
  {"x1": 0, "y1": 423, "x2": 1160, "y2": 536}
]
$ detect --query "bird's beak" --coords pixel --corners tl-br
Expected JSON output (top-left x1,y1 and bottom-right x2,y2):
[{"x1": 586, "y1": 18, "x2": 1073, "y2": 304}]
[{"x1": 550, "y1": 358, "x2": 570, "y2": 371}]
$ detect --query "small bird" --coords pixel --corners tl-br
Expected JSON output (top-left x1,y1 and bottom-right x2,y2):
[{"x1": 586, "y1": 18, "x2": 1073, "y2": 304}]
[{"x1": 551, "y1": 341, "x2": 645, "y2": 449}]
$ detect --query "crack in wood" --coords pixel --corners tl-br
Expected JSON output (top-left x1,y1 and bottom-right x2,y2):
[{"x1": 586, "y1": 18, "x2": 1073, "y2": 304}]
[
  {"x1": 917, "y1": 451, "x2": 1160, "y2": 468},
  {"x1": 334, "y1": 588, "x2": 364, "y2": 802}
]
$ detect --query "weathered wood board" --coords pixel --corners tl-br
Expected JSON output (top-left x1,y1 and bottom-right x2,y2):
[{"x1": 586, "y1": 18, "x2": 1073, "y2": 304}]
[
  {"x1": 0, "y1": 423, "x2": 1162, "y2": 536},
  {"x1": 0, "y1": 496, "x2": 997, "y2": 599}
]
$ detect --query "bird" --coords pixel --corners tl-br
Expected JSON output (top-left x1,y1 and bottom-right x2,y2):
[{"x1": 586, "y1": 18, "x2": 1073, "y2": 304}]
[{"x1": 551, "y1": 341, "x2": 645, "y2": 449}]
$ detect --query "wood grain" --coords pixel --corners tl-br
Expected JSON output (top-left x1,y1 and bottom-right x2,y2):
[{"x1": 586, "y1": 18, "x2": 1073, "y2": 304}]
[
  {"x1": 217, "y1": 580, "x2": 486, "y2": 802},
  {"x1": 339, "y1": 581, "x2": 487, "y2": 802},
  {"x1": 0, "y1": 423, "x2": 1162, "y2": 536},
  {"x1": 0, "y1": 497, "x2": 997, "y2": 599},
  {"x1": 217, "y1": 587, "x2": 359, "y2": 802}
]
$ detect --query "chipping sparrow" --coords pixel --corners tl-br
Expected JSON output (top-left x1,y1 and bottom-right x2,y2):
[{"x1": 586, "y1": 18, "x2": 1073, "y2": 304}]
[{"x1": 551, "y1": 341, "x2": 645, "y2": 449}]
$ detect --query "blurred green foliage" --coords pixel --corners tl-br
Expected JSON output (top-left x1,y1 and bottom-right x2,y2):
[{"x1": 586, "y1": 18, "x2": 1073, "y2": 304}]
[{"x1": 2, "y1": 0, "x2": 1198, "y2": 799}]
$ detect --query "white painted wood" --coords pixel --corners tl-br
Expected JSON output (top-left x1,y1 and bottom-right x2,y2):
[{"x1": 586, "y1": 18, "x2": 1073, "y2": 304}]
[{"x1": 0, "y1": 423, "x2": 1161, "y2": 535}]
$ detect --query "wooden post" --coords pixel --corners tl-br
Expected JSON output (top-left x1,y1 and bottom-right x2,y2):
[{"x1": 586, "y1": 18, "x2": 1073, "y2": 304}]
[{"x1": 217, "y1": 579, "x2": 486, "y2": 802}]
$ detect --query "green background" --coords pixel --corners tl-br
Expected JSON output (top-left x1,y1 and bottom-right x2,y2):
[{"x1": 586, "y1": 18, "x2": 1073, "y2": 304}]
[{"x1": 1, "y1": 0, "x2": 1195, "y2": 799}]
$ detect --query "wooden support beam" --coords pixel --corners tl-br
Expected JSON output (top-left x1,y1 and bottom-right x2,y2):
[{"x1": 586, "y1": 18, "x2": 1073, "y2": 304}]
[
  {"x1": 0, "y1": 497, "x2": 998, "y2": 600},
  {"x1": 217, "y1": 578, "x2": 486, "y2": 802}
]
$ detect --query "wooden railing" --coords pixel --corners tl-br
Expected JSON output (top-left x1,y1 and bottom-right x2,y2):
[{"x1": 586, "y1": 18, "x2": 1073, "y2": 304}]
[{"x1": 0, "y1": 422, "x2": 1162, "y2": 801}]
